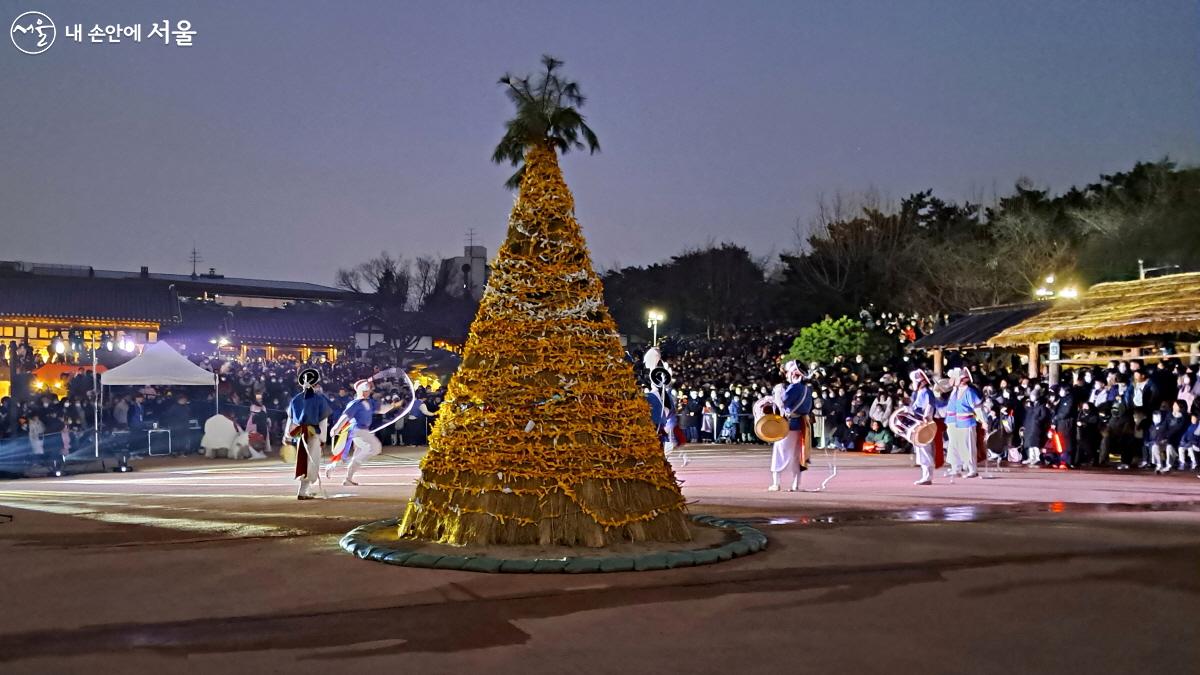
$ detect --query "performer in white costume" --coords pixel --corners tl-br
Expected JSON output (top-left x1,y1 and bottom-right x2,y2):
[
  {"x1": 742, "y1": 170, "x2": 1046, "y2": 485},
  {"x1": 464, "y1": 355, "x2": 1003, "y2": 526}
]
[
  {"x1": 769, "y1": 361, "x2": 812, "y2": 492},
  {"x1": 326, "y1": 378, "x2": 405, "y2": 486},
  {"x1": 943, "y1": 367, "x2": 984, "y2": 479},
  {"x1": 908, "y1": 369, "x2": 939, "y2": 485},
  {"x1": 285, "y1": 368, "x2": 332, "y2": 500}
]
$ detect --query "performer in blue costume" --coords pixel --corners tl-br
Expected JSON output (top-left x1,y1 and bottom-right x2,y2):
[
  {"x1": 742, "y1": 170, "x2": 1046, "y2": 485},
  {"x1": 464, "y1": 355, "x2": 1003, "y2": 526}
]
[
  {"x1": 908, "y1": 369, "x2": 939, "y2": 485},
  {"x1": 326, "y1": 377, "x2": 409, "y2": 487},
  {"x1": 771, "y1": 360, "x2": 812, "y2": 491},
  {"x1": 286, "y1": 368, "x2": 333, "y2": 500},
  {"x1": 943, "y1": 367, "x2": 984, "y2": 478},
  {"x1": 644, "y1": 347, "x2": 688, "y2": 467}
]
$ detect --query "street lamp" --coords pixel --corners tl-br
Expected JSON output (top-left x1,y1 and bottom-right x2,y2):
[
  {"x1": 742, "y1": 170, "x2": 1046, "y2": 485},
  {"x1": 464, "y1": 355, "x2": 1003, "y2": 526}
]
[
  {"x1": 1034, "y1": 274, "x2": 1078, "y2": 300},
  {"x1": 1138, "y1": 258, "x2": 1180, "y2": 280},
  {"x1": 646, "y1": 309, "x2": 665, "y2": 346}
]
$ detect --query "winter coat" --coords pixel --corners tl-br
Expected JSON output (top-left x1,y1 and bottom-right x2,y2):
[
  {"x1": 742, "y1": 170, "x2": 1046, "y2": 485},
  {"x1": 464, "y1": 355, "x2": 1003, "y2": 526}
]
[{"x1": 1023, "y1": 402, "x2": 1051, "y2": 448}]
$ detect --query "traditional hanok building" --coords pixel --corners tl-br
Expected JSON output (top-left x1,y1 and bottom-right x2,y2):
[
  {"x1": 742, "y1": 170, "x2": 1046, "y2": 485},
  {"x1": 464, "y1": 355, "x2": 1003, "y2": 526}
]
[
  {"x1": 0, "y1": 270, "x2": 180, "y2": 363},
  {"x1": 990, "y1": 272, "x2": 1200, "y2": 383},
  {"x1": 169, "y1": 303, "x2": 355, "y2": 362},
  {"x1": 0, "y1": 260, "x2": 352, "y2": 364},
  {"x1": 349, "y1": 302, "x2": 477, "y2": 357}
]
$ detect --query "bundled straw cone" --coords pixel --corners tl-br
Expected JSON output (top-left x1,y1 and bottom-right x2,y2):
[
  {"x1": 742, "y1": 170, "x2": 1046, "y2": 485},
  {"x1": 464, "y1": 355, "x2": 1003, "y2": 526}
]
[{"x1": 399, "y1": 143, "x2": 690, "y2": 547}]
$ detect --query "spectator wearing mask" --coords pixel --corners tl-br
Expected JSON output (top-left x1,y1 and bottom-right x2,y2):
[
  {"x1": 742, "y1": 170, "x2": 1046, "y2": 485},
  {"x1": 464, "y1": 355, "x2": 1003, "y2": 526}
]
[
  {"x1": 1151, "y1": 401, "x2": 1189, "y2": 474},
  {"x1": 1176, "y1": 372, "x2": 1196, "y2": 413},
  {"x1": 737, "y1": 398, "x2": 754, "y2": 443},
  {"x1": 1125, "y1": 367, "x2": 1159, "y2": 417},
  {"x1": 1179, "y1": 412, "x2": 1200, "y2": 472},
  {"x1": 720, "y1": 396, "x2": 740, "y2": 443},
  {"x1": 868, "y1": 390, "x2": 894, "y2": 427},
  {"x1": 684, "y1": 393, "x2": 703, "y2": 443},
  {"x1": 1051, "y1": 385, "x2": 1077, "y2": 467},
  {"x1": 1075, "y1": 401, "x2": 1102, "y2": 467},
  {"x1": 1089, "y1": 378, "x2": 1116, "y2": 409},
  {"x1": 1022, "y1": 388, "x2": 1051, "y2": 465},
  {"x1": 1109, "y1": 391, "x2": 1137, "y2": 469}
]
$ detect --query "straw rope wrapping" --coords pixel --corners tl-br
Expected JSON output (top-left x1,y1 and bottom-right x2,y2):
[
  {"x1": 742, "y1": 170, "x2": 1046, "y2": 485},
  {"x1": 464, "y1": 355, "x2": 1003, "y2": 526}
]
[{"x1": 399, "y1": 144, "x2": 690, "y2": 547}]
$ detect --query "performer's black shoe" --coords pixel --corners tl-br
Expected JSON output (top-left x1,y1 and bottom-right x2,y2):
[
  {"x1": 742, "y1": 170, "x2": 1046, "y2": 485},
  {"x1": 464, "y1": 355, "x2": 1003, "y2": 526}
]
[{"x1": 297, "y1": 494, "x2": 317, "y2": 500}]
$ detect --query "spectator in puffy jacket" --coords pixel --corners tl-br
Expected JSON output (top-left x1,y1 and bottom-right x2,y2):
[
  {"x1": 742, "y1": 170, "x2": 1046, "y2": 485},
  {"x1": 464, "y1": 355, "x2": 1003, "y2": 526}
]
[
  {"x1": 1148, "y1": 403, "x2": 1187, "y2": 474},
  {"x1": 1179, "y1": 412, "x2": 1200, "y2": 471},
  {"x1": 1022, "y1": 388, "x2": 1051, "y2": 465}
]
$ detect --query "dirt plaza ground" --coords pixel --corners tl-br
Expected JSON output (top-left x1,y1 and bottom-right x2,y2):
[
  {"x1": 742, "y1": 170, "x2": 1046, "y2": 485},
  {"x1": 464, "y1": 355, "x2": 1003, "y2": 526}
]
[{"x1": 0, "y1": 444, "x2": 1197, "y2": 674}]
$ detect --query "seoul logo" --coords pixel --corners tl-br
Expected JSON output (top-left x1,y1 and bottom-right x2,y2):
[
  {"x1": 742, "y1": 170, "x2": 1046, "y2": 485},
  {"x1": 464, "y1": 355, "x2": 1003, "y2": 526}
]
[{"x1": 10, "y1": 11, "x2": 56, "y2": 54}]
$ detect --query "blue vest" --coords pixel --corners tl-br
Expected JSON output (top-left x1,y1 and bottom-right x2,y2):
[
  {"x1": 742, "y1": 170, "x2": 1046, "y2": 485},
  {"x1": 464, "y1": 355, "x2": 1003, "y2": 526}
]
[
  {"x1": 945, "y1": 385, "x2": 982, "y2": 428},
  {"x1": 782, "y1": 382, "x2": 812, "y2": 431},
  {"x1": 288, "y1": 390, "x2": 332, "y2": 426}
]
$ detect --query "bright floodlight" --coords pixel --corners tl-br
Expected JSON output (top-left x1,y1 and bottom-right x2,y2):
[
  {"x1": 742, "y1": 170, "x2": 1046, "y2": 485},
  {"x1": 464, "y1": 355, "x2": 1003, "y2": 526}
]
[{"x1": 1059, "y1": 287, "x2": 1079, "y2": 299}]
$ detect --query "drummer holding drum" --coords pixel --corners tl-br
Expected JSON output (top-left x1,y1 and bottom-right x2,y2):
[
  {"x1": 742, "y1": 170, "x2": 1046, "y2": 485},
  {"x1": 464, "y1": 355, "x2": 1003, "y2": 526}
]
[{"x1": 890, "y1": 369, "x2": 941, "y2": 485}]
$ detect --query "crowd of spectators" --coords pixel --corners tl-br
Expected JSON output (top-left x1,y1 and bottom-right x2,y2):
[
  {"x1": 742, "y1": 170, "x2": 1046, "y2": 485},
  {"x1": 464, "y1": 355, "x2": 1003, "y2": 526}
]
[
  {"x1": 641, "y1": 327, "x2": 1200, "y2": 473},
  {"x1": 1, "y1": 354, "x2": 444, "y2": 462},
  {"x1": 6, "y1": 327, "x2": 1200, "y2": 477}
]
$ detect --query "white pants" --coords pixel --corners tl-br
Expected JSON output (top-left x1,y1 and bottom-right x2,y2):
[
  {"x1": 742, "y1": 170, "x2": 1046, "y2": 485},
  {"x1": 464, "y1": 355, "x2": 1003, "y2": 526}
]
[
  {"x1": 1151, "y1": 443, "x2": 1176, "y2": 470},
  {"x1": 297, "y1": 433, "x2": 323, "y2": 495},
  {"x1": 346, "y1": 428, "x2": 382, "y2": 480},
  {"x1": 946, "y1": 426, "x2": 978, "y2": 475},
  {"x1": 914, "y1": 442, "x2": 934, "y2": 481}
]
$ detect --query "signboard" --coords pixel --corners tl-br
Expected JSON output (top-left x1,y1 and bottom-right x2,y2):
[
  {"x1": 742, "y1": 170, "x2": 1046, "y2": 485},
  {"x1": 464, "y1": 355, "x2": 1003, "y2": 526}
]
[{"x1": 1049, "y1": 341, "x2": 1061, "y2": 361}]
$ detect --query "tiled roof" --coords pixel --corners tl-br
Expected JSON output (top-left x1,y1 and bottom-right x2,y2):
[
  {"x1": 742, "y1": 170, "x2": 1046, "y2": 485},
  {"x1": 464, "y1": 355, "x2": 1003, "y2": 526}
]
[
  {"x1": 229, "y1": 307, "x2": 353, "y2": 346},
  {"x1": 92, "y1": 270, "x2": 349, "y2": 300},
  {"x1": 0, "y1": 276, "x2": 180, "y2": 324},
  {"x1": 170, "y1": 303, "x2": 353, "y2": 347}
]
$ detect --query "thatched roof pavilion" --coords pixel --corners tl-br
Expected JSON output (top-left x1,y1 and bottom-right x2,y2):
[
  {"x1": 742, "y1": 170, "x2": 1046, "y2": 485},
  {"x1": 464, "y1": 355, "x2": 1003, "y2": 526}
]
[
  {"x1": 991, "y1": 272, "x2": 1200, "y2": 346},
  {"x1": 985, "y1": 272, "x2": 1200, "y2": 381}
]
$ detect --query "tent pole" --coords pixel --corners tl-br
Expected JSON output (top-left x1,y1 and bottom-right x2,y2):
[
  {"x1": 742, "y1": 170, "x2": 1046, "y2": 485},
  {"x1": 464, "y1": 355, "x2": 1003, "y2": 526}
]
[{"x1": 94, "y1": 337, "x2": 100, "y2": 458}]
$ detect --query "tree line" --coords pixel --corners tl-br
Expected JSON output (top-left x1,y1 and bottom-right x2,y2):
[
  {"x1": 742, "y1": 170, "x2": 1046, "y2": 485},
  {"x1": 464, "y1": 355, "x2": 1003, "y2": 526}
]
[{"x1": 601, "y1": 159, "x2": 1200, "y2": 340}]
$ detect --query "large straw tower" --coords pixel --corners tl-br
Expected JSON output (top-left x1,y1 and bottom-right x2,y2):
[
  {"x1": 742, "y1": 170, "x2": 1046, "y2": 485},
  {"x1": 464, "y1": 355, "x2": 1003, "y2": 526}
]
[{"x1": 399, "y1": 57, "x2": 690, "y2": 547}]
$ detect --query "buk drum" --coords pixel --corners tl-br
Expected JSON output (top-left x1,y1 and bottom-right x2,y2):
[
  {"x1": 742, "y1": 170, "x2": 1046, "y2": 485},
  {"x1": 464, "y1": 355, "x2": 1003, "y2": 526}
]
[
  {"x1": 888, "y1": 407, "x2": 938, "y2": 446},
  {"x1": 752, "y1": 396, "x2": 790, "y2": 443},
  {"x1": 754, "y1": 414, "x2": 789, "y2": 443}
]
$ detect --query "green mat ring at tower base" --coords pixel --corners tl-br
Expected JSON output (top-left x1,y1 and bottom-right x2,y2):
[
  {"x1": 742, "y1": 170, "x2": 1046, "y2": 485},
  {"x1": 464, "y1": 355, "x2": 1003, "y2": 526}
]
[{"x1": 338, "y1": 515, "x2": 768, "y2": 573}]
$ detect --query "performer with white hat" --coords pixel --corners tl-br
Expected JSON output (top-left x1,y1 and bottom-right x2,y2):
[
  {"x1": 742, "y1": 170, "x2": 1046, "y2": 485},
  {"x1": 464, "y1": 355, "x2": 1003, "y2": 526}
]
[
  {"x1": 908, "y1": 368, "x2": 940, "y2": 485},
  {"x1": 325, "y1": 377, "x2": 406, "y2": 486},
  {"x1": 943, "y1": 367, "x2": 984, "y2": 478},
  {"x1": 770, "y1": 360, "x2": 813, "y2": 491},
  {"x1": 644, "y1": 347, "x2": 688, "y2": 466}
]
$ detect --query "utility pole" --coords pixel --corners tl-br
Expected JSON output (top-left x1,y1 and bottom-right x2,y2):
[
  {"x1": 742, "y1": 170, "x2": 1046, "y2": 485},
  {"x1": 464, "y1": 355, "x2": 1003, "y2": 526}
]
[{"x1": 189, "y1": 245, "x2": 203, "y2": 279}]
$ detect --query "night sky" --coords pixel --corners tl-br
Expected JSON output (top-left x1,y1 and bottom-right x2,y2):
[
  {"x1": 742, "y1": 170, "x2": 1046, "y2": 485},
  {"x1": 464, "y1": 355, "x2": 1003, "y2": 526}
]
[{"x1": 3, "y1": 0, "x2": 1197, "y2": 286}]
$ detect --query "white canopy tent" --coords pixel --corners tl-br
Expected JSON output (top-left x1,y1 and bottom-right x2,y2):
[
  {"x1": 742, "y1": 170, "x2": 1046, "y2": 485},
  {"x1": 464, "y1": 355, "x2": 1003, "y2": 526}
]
[
  {"x1": 98, "y1": 342, "x2": 219, "y2": 457},
  {"x1": 102, "y1": 341, "x2": 218, "y2": 387}
]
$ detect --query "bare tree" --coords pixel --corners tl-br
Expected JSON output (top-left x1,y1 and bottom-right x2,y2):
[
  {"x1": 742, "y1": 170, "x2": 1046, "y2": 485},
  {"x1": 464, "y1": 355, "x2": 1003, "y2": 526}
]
[{"x1": 335, "y1": 252, "x2": 413, "y2": 308}]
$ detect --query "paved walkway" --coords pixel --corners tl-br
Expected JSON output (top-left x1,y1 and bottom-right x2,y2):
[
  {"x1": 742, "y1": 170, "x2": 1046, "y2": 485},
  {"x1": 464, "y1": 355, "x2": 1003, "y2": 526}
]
[{"x1": 0, "y1": 444, "x2": 1196, "y2": 673}]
